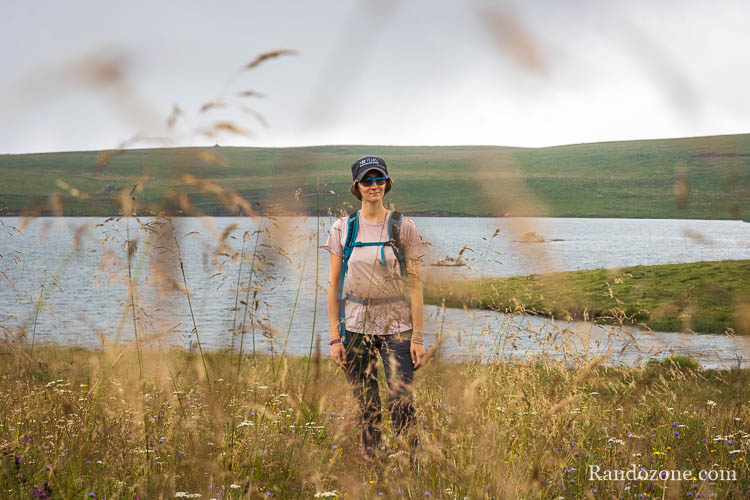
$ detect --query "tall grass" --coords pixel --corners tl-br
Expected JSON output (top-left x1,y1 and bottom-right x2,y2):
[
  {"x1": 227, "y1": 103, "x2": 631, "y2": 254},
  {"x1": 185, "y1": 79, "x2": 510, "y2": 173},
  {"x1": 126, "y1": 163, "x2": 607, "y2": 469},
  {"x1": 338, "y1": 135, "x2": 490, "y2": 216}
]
[
  {"x1": 2, "y1": 345, "x2": 749, "y2": 498},
  {"x1": 237, "y1": 220, "x2": 265, "y2": 378},
  {"x1": 171, "y1": 218, "x2": 212, "y2": 390}
]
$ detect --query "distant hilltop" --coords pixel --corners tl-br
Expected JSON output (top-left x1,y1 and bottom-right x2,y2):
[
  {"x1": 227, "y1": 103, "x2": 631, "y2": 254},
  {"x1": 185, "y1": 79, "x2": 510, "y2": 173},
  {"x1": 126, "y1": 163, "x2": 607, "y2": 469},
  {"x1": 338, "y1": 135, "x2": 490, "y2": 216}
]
[{"x1": 0, "y1": 133, "x2": 748, "y2": 219}]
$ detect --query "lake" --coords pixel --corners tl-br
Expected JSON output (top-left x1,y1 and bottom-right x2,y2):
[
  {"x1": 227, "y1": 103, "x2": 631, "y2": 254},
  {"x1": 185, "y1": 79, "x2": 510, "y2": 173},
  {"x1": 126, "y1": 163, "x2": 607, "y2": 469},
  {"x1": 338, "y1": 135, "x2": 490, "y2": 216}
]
[{"x1": 1, "y1": 216, "x2": 749, "y2": 368}]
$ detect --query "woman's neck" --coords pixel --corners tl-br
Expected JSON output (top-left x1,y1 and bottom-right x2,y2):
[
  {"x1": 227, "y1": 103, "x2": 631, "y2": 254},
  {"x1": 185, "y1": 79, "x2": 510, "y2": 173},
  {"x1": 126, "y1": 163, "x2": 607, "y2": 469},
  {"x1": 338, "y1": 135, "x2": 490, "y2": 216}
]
[{"x1": 360, "y1": 201, "x2": 388, "y2": 222}]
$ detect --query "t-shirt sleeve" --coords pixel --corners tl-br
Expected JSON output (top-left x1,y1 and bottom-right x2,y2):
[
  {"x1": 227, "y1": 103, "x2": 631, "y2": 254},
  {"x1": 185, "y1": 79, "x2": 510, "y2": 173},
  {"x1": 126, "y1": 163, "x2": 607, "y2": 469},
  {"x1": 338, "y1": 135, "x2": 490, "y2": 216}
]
[
  {"x1": 324, "y1": 218, "x2": 344, "y2": 257},
  {"x1": 400, "y1": 216, "x2": 425, "y2": 261}
]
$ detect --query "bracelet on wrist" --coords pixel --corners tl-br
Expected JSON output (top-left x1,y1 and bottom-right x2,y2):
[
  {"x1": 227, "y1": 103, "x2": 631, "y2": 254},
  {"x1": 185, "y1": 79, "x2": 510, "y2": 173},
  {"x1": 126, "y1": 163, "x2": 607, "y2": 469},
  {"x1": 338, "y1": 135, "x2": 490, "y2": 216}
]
[{"x1": 329, "y1": 338, "x2": 342, "y2": 346}]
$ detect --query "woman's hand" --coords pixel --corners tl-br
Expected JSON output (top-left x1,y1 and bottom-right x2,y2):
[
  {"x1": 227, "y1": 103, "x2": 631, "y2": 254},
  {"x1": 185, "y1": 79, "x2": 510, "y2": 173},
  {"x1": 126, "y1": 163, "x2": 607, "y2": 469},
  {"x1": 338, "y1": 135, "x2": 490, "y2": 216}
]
[
  {"x1": 410, "y1": 341, "x2": 425, "y2": 370},
  {"x1": 330, "y1": 342, "x2": 347, "y2": 370}
]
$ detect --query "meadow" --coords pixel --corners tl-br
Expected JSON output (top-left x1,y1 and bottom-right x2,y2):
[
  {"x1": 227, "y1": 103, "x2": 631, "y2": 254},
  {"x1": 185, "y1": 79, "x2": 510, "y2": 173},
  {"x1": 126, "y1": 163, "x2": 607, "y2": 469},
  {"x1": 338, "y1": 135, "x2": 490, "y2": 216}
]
[
  {"x1": 424, "y1": 260, "x2": 750, "y2": 335},
  {"x1": 1, "y1": 133, "x2": 749, "y2": 220},
  {"x1": 1, "y1": 344, "x2": 749, "y2": 499}
]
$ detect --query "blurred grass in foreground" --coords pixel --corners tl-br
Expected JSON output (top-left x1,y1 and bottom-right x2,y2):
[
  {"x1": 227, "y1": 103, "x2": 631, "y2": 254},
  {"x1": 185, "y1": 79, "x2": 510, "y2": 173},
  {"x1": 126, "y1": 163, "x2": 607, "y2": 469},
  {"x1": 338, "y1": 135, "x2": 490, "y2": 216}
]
[{"x1": 1, "y1": 347, "x2": 748, "y2": 498}]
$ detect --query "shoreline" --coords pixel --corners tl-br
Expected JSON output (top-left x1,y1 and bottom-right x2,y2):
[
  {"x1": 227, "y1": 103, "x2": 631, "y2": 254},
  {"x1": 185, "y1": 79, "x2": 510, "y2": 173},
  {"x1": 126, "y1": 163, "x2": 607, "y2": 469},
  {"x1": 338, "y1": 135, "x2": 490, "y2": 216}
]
[{"x1": 424, "y1": 259, "x2": 750, "y2": 336}]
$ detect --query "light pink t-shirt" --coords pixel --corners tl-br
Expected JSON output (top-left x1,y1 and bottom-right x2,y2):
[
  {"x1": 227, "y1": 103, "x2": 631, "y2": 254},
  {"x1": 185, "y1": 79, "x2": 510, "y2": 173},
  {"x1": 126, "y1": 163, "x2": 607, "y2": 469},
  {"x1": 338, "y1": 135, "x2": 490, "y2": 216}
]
[{"x1": 325, "y1": 210, "x2": 425, "y2": 335}]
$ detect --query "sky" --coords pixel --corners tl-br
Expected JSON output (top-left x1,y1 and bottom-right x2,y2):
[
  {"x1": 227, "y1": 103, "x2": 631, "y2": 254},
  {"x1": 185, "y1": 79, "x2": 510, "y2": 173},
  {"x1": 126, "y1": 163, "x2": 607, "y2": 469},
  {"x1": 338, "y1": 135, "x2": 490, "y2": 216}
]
[{"x1": 2, "y1": 0, "x2": 749, "y2": 154}]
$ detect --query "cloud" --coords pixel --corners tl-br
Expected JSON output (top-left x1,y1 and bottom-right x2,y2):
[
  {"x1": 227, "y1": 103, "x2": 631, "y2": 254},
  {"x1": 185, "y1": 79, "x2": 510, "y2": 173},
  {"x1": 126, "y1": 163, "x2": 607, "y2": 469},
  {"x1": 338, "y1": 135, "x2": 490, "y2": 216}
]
[{"x1": 1, "y1": 0, "x2": 748, "y2": 153}]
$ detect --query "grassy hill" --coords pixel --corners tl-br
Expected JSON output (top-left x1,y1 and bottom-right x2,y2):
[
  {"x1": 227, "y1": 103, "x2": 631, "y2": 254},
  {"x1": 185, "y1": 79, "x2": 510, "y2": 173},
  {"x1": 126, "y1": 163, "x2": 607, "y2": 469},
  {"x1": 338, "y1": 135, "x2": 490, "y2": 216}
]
[{"x1": 0, "y1": 134, "x2": 748, "y2": 218}]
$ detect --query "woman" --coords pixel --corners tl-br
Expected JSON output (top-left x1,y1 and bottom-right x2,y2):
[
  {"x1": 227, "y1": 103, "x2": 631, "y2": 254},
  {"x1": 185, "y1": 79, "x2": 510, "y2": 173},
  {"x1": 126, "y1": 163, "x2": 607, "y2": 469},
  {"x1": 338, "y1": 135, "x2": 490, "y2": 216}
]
[{"x1": 324, "y1": 155, "x2": 426, "y2": 459}]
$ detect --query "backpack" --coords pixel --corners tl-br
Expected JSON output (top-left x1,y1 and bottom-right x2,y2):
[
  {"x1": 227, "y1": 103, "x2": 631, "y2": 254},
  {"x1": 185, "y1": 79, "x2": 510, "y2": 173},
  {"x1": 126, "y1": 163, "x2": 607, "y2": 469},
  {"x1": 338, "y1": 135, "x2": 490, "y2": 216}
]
[{"x1": 337, "y1": 210, "x2": 409, "y2": 341}]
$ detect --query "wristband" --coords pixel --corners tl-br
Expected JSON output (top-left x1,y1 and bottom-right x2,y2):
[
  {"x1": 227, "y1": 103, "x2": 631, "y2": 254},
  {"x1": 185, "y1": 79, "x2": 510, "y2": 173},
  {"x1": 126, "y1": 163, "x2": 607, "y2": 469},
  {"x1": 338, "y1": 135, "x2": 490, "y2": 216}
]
[{"x1": 329, "y1": 338, "x2": 342, "y2": 346}]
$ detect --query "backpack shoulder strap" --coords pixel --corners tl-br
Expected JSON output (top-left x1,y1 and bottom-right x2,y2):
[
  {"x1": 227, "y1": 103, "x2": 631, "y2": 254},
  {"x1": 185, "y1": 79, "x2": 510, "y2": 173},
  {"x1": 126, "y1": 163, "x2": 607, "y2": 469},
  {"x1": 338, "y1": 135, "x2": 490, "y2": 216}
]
[
  {"x1": 338, "y1": 211, "x2": 359, "y2": 303},
  {"x1": 343, "y1": 210, "x2": 359, "y2": 259},
  {"x1": 387, "y1": 210, "x2": 407, "y2": 277}
]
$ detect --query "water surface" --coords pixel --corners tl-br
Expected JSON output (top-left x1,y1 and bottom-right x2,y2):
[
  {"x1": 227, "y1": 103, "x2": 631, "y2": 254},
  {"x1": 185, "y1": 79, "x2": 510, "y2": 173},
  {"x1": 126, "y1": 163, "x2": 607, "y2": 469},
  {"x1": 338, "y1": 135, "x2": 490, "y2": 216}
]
[{"x1": 1, "y1": 216, "x2": 748, "y2": 368}]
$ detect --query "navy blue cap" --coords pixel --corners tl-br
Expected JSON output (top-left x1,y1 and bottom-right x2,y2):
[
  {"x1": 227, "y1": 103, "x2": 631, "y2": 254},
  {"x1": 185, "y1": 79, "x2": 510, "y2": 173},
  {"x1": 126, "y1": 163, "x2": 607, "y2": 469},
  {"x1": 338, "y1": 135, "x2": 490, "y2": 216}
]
[{"x1": 351, "y1": 156, "x2": 388, "y2": 182}]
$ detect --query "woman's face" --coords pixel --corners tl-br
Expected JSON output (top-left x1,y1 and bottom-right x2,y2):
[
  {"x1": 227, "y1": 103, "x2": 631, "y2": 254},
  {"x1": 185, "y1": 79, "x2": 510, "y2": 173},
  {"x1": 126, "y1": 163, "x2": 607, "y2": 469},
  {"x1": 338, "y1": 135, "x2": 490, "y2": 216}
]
[{"x1": 357, "y1": 169, "x2": 386, "y2": 202}]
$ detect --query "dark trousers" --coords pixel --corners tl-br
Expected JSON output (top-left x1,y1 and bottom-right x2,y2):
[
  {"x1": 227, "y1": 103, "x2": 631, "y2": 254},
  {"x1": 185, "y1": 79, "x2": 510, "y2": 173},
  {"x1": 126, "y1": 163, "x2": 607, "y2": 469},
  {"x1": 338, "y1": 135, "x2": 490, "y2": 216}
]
[{"x1": 343, "y1": 329, "x2": 417, "y2": 453}]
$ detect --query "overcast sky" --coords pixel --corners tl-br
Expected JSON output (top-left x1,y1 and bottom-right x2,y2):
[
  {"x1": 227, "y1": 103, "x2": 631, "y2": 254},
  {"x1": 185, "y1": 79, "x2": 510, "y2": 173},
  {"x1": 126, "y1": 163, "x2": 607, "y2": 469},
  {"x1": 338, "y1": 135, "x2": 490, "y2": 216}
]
[{"x1": 2, "y1": 0, "x2": 749, "y2": 154}]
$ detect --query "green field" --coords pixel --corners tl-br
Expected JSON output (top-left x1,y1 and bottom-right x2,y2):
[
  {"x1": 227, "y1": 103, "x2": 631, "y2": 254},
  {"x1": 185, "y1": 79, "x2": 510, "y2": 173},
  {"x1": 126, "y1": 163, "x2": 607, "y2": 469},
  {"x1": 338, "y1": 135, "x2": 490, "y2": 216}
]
[
  {"x1": 424, "y1": 260, "x2": 750, "y2": 334},
  {"x1": 1, "y1": 133, "x2": 748, "y2": 218}
]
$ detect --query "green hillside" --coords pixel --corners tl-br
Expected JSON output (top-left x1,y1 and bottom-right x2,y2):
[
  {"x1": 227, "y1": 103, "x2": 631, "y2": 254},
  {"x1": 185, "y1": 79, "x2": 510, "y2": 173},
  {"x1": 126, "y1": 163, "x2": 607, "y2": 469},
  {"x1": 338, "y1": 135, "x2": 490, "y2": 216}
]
[{"x1": 0, "y1": 134, "x2": 748, "y2": 218}]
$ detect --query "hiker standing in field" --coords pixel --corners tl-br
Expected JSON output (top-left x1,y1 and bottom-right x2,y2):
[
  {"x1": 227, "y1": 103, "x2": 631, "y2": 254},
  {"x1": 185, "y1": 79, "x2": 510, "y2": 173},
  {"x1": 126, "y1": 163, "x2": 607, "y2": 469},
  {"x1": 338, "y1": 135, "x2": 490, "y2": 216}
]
[{"x1": 325, "y1": 155, "x2": 426, "y2": 460}]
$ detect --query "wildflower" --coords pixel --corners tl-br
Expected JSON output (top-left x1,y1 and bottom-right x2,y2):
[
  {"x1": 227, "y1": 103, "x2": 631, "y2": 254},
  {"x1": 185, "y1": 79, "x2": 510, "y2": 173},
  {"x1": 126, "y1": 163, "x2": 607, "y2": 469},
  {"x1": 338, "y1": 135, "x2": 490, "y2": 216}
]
[
  {"x1": 726, "y1": 439, "x2": 733, "y2": 445},
  {"x1": 177, "y1": 451, "x2": 185, "y2": 457},
  {"x1": 331, "y1": 444, "x2": 338, "y2": 450},
  {"x1": 265, "y1": 492, "x2": 273, "y2": 498},
  {"x1": 175, "y1": 494, "x2": 202, "y2": 498},
  {"x1": 31, "y1": 483, "x2": 52, "y2": 499},
  {"x1": 236, "y1": 421, "x2": 254, "y2": 428},
  {"x1": 424, "y1": 492, "x2": 431, "y2": 497},
  {"x1": 674, "y1": 431, "x2": 680, "y2": 437},
  {"x1": 313, "y1": 492, "x2": 339, "y2": 498},
  {"x1": 230, "y1": 485, "x2": 241, "y2": 490},
  {"x1": 706, "y1": 400, "x2": 717, "y2": 408},
  {"x1": 88, "y1": 494, "x2": 96, "y2": 498}
]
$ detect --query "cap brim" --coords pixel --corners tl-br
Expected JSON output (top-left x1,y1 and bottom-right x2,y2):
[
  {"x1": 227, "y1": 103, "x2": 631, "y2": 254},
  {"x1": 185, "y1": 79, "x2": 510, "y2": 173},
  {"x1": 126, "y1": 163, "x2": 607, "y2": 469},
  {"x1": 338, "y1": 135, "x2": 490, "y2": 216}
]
[{"x1": 355, "y1": 166, "x2": 387, "y2": 182}]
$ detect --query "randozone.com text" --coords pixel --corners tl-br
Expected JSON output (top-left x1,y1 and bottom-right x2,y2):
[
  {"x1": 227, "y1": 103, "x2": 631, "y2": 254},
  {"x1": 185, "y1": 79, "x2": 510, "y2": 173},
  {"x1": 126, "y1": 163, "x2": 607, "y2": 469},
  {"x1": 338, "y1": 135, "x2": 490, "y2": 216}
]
[{"x1": 589, "y1": 464, "x2": 737, "y2": 482}]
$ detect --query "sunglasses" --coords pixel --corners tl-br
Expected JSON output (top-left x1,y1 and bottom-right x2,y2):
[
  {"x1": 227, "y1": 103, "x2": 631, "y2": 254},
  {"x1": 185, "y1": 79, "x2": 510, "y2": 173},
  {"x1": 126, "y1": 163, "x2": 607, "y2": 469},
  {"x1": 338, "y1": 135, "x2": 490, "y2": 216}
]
[{"x1": 358, "y1": 176, "x2": 388, "y2": 187}]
